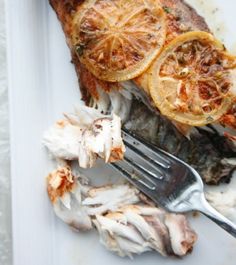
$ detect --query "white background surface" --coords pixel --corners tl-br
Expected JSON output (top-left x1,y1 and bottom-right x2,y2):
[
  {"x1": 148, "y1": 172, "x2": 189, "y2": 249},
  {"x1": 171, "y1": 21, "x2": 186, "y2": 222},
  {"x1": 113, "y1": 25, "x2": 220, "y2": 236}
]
[
  {"x1": 5, "y1": 0, "x2": 236, "y2": 265},
  {"x1": 0, "y1": 0, "x2": 11, "y2": 264}
]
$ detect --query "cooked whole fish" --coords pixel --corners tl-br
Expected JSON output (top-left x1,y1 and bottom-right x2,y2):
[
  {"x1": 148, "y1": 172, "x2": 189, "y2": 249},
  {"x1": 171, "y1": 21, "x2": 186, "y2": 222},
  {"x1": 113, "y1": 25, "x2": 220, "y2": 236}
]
[
  {"x1": 49, "y1": 0, "x2": 236, "y2": 184},
  {"x1": 47, "y1": 162, "x2": 197, "y2": 257}
]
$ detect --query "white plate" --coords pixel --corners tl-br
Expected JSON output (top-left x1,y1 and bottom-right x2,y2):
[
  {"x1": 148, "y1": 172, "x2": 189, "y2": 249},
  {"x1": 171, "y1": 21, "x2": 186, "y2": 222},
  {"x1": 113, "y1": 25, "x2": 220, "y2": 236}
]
[{"x1": 6, "y1": 0, "x2": 236, "y2": 264}]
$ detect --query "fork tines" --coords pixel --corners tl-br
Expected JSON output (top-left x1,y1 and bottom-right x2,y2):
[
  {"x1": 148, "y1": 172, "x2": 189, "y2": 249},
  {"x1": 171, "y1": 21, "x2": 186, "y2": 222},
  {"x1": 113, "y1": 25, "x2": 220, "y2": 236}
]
[{"x1": 112, "y1": 129, "x2": 171, "y2": 190}]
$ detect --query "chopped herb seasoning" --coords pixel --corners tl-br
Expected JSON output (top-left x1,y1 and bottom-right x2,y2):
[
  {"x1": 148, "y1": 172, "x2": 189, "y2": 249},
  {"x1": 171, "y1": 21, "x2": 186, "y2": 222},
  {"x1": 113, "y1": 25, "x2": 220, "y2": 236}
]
[
  {"x1": 163, "y1": 6, "x2": 171, "y2": 14},
  {"x1": 75, "y1": 44, "x2": 86, "y2": 56}
]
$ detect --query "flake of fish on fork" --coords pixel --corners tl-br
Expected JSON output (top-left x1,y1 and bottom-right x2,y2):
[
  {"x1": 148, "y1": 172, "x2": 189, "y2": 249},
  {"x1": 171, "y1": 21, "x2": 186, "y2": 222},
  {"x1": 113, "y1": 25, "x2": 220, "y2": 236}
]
[{"x1": 43, "y1": 105, "x2": 125, "y2": 167}]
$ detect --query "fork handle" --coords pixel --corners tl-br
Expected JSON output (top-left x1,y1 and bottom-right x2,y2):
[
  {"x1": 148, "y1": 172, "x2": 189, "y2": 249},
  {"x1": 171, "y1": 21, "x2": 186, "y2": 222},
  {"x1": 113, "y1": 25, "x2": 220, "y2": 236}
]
[{"x1": 195, "y1": 193, "x2": 236, "y2": 238}]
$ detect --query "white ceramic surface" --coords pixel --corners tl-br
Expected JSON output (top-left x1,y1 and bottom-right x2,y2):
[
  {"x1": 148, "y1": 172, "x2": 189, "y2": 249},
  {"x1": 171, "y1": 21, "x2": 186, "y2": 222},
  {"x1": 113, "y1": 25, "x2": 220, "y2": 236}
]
[
  {"x1": 0, "y1": 0, "x2": 11, "y2": 264},
  {"x1": 6, "y1": 1, "x2": 236, "y2": 265}
]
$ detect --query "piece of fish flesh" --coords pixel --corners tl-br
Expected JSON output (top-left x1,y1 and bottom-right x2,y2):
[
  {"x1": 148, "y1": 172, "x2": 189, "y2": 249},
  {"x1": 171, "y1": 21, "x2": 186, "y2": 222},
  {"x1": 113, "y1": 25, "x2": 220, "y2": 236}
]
[
  {"x1": 94, "y1": 206, "x2": 197, "y2": 258},
  {"x1": 43, "y1": 105, "x2": 125, "y2": 168},
  {"x1": 206, "y1": 188, "x2": 236, "y2": 223},
  {"x1": 47, "y1": 162, "x2": 93, "y2": 231},
  {"x1": 46, "y1": 162, "x2": 197, "y2": 257}
]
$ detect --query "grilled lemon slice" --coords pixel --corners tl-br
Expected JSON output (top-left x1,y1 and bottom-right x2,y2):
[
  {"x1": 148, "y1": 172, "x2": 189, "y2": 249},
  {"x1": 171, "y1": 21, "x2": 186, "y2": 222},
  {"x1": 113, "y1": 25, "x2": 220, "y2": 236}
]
[
  {"x1": 149, "y1": 31, "x2": 236, "y2": 126},
  {"x1": 72, "y1": 0, "x2": 166, "y2": 82}
]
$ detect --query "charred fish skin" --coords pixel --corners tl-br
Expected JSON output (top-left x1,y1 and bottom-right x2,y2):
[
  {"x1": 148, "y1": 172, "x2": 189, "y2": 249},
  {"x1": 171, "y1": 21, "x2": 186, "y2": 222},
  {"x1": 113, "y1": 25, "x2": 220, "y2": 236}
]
[{"x1": 124, "y1": 100, "x2": 236, "y2": 185}]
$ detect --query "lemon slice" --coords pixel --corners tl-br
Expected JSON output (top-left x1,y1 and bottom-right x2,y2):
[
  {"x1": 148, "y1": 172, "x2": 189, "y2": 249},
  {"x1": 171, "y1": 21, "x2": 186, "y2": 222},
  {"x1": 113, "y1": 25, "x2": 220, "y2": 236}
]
[
  {"x1": 72, "y1": 0, "x2": 166, "y2": 82},
  {"x1": 149, "y1": 31, "x2": 236, "y2": 126}
]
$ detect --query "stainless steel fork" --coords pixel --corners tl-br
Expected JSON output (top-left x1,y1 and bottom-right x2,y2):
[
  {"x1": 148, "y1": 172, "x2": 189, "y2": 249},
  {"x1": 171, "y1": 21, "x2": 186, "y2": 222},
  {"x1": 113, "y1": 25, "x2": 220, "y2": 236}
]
[{"x1": 111, "y1": 128, "x2": 236, "y2": 238}]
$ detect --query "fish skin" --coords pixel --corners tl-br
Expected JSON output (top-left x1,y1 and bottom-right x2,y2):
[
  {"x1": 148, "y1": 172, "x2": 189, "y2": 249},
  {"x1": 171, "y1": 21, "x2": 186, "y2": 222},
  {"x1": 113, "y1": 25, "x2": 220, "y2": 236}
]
[{"x1": 124, "y1": 100, "x2": 236, "y2": 184}]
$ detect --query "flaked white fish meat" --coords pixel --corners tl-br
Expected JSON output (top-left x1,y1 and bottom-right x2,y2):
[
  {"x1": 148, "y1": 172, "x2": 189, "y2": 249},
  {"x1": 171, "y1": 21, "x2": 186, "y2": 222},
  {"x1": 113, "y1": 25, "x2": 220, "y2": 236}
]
[
  {"x1": 47, "y1": 164, "x2": 139, "y2": 230},
  {"x1": 43, "y1": 106, "x2": 125, "y2": 168},
  {"x1": 47, "y1": 164, "x2": 92, "y2": 231},
  {"x1": 94, "y1": 205, "x2": 197, "y2": 258},
  {"x1": 206, "y1": 190, "x2": 236, "y2": 223},
  {"x1": 47, "y1": 164, "x2": 197, "y2": 258}
]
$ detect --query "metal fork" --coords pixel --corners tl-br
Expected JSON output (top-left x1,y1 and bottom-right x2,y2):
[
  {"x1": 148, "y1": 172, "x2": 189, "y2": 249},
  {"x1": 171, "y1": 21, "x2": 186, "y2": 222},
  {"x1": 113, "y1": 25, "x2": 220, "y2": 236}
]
[{"x1": 111, "y1": 128, "x2": 236, "y2": 238}]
